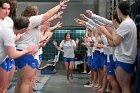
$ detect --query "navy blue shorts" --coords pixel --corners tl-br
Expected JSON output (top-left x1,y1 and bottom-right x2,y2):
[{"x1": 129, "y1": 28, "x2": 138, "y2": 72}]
[
  {"x1": 63, "y1": 57, "x2": 75, "y2": 62},
  {"x1": 15, "y1": 54, "x2": 38, "y2": 69},
  {"x1": 115, "y1": 60, "x2": 134, "y2": 74},
  {"x1": 107, "y1": 55, "x2": 116, "y2": 75},
  {"x1": 0, "y1": 57, "x2": 15, "y2": 71}
]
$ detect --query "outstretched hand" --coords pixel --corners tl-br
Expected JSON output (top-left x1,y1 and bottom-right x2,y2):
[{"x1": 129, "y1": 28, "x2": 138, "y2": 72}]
[
  {"x1": 55, "y1": 21, "x2": 62, "y2": 29},
  {"x1": 86, "y1": 10, "x2": 93, "y2": 17},
  {"x1": 74, "y1": 18, "x2": 86, "y2": 26},
  {"x1": 80, "y1": 14, "x2": 89, "y2": 21},
  {"x1": 60, "y1": 0, "x2": 69, "y2": 10}
]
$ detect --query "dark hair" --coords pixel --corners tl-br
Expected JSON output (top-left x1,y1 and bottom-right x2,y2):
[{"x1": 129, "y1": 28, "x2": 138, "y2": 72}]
[
  {"x1": 0, "y1": 0, "x2": 11, "y2": 8},
  {"x1": 9, "y1": 0, "x2": 17, "y2": 20},
  {"x1": 118, "y1": 1, "x2": 130, "y2": 16},
  {"x1": 112, "y1": 10, "x2": 121, "y2": 24},
  {"x1": 14, "y1": 16, "x2": 30, "y2": 30},
  {"x1": 64, "y1": 32, "x2": 71, "y2": 40}
]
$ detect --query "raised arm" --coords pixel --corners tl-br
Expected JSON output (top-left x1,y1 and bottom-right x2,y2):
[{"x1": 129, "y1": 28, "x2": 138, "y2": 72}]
[
  {"x1": 86, "y1": 10, "x2": 113, "y2": 26},
  {"x1": 41, "y1": 0, "x2": 69, "y2": 24},
  {"x1": 47, "y1": 11, "x2": 64, "y2": 22}
]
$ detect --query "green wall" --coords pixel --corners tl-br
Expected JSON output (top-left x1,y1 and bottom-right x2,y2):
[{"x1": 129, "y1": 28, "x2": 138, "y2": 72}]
[{"x1": 42, "y1": 29, "x2": 86, "y2": 61}]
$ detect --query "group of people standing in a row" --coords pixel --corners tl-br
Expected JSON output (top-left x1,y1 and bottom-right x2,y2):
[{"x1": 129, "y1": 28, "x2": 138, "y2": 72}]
[
  {"x1": 0, "y1": 0, "x2": 137, "y2": 93},
  {"x1": 0, "y1": 0, "x2": 70, "y2": 93},
  {"x1": 71, "y1": 1, "x2": 136, "y2": 93}
]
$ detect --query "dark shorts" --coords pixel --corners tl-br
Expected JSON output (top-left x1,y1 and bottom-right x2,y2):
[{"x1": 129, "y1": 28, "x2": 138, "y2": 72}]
[
  {"x1": 0, "y1": 57, "x2": 15, "y2": 71},
  {"x1": 63, "y1": 57, "x2": 75, "y2": 62}
]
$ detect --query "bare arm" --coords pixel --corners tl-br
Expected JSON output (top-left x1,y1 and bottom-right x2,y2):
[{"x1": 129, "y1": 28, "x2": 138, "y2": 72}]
[
  {"x1": 5, "y1": 45, "x2": 37, "y2": 59},
  {"x1": 41, "y1": 0, "x2": 69, "y2": 24},
  {"x1": 97, "y1": 25, "x2": 122, "y2": 46},
  {"x1": 47, "y1": 11, "x2": 63, "y2": 22}
]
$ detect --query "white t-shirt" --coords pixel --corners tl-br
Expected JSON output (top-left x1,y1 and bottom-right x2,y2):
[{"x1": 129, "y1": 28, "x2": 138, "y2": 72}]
[
  {"x1": 0, "y1": 25, "x2": 16, "y2": 64},
  {"x1": 16, "y1": 14, "x2": 43, "y2": 50},
  {"x1": 115, "y1": 18, "x2": 137, "y2": 64},
  {"x1": 0, "y1": 16, "x2": 13, "y2": 28},
  {"x1": 86, "y1": 37, "x2": 93, "y2": 56},
  {"x1": 60, "y1": 40, "x2": 76, "y2": 58},
  {"x1": 0, "y1": 17, "x2": 14, "y2": 64}
]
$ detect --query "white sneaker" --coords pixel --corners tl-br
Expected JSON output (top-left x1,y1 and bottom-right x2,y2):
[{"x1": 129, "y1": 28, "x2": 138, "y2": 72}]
[{"x1": 84, "y1": 84, "x2": 92, "y2": 87}]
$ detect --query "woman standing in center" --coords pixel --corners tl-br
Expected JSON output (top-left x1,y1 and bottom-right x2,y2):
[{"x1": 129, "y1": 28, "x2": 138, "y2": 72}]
[{"x1": 53, "y1": 32, "x2": 79, "y2": 83}]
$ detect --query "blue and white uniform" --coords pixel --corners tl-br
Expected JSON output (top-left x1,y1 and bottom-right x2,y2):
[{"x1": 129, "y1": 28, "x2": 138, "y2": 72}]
[
  {"x1": 114, "y1": 18, "x2": 137, "y2": 73},
  {"x1": 15, "y1": 15, "x2": 43, "y2": 69},
  {"x1": 60, "y1": 40, "x2": 76, "y2": 62},
  {"x1": 0, "y1": 17, "x2": 15, "y2": 71}
]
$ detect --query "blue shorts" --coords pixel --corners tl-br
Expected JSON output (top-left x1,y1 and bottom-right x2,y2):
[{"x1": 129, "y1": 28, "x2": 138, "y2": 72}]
[
  {"x1": 92, "y1": 50, "x2": 103, "y2": 70},
  {"x1": 107, "y1": 55, "x2": 116, "y2": 75},
  {"x1": 0, "y1": 57, "x2": 15, "y2": 71},
  {"x1": 15, "y1": 54, "x2": 38, "y2": 69},
  {"x1": 103, "y1": 54, "x2": 107, "y2": 66},
  {"x1": 100, "y1": 53, "x2": 106, "y2": 67},
  {"x1": 87, "y1": 56, "x2": 92, "y2": 67},
  {"x1": 115, "y1": 60, "x2": 134, "y2": 74},
  {"x1": 39, "y1": 54, "x2": 42, "y2": 62},
  {"x1": 63, "y1": 57, "x2": 75, "y2": 62}
]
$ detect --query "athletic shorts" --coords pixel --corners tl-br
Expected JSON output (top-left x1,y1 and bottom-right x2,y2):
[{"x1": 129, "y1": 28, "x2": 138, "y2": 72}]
[
  {"x1": 63, "y1": 57, "x2": 75, "y2": 62},
  {"x1": 92, "y1": 50, "x2": 103, "y2": 70},
  {"x1": 107, "y1": 55, "x2": 116, "y2": 75},
  {"x1": 87, "y1": 55, "x2": 92, "y2": 67},
  {"x1": 15, "y1": 54, "x2": 38, "y2": 69},
  {"x1": 115, "y1": 60, "x2": 134, "y2": 74},
  {"x1": 0, "y1": 57, "x2": 15, "y2": 71}
]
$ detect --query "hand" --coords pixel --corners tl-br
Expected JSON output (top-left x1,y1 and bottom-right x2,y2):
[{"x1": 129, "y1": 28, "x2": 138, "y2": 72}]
[
  {"x1": 60, "y1": 0, "x2": 69, "y2": 10},
  {"x1": 105, "y1": 25, "x2": 115, "y2": 33},
  {"x1": 86, "y1": 10, "x2": 93, "y2": 17},
  {"x1": 27, "y1": 44, "x2": 38, "y2": 54},
  {"x1": 74, "y1": 18, "x2": 86, "y2": 26},
  {"x1": 54, "y1": 21, "x2": 62, "y2": 29},
  {"x1": 75, "y1": 38, "x2": 79, "y2": 44},
  {"x1": 80, "y1": 14, "x2": 89, "y2": 21},
  {"x1": 53, "y1": 40, "x2": 57, "y2": 46},
  {"x1": 81, "y1": 42, "x2": 86, "y2": 47},
  {"x1": 55, "y1": 11, "x2": 64, "y2": 19},
  {"x1": 97, "y1": 25, "x2": 106, "y2": 33}
]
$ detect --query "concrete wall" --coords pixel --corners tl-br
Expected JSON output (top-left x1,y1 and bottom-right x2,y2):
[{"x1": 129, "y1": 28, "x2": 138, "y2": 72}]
[{"x1": 16, "y1": 1, "x2": 96, "y2": 27}]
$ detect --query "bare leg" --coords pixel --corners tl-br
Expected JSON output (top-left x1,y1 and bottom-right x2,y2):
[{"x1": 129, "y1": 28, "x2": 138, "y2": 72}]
[
  {"x1": 0, "y1": 67, "x2": 9, "y2": 93},
  {"x1": 115, "y1": 66, "x2": 132, "y2": 93},
  {"x1": 3, "y1": 65, "x2": 15, "y2": 93},
  {"x1": 107, "y1": 75, "x2": 121, "y2": 93},
  {"x1": 69, "y1": 62, "x2": 74, "y2": 80},
  {"x1": 64, "y1": 62, "x2": 69, "y2": 81},
  {"x1": 18, "y1": 65, "x2": 36, "y2": 93}
]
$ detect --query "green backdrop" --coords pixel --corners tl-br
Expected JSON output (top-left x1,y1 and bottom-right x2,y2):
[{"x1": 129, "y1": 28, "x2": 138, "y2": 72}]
[{"x1": 42, "y1": 29, "x2": 86, "y2": 61}]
